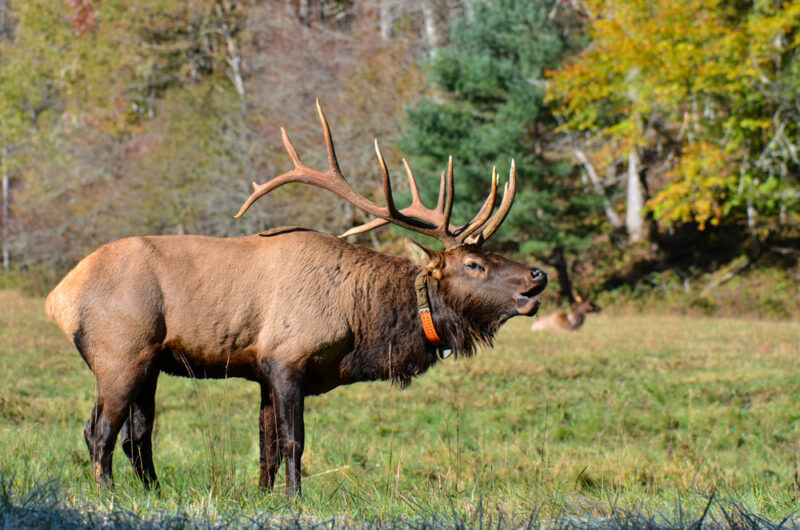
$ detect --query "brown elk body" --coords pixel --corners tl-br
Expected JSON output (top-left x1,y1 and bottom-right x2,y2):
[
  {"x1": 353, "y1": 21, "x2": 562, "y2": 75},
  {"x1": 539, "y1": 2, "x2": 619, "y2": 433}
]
[
  {"x1": 530, "y1": 296, "x2": 600, "y2": 332},
  {"x1": 46, "y1": 103, "x2": 547, "y2": 495}
]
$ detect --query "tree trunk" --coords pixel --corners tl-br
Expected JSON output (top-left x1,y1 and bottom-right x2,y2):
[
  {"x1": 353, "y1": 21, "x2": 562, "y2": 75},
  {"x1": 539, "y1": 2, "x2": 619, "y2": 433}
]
[
  {"x1": 225, "y1": 36, "x2": 246, "y2": 109},
  {"x1": 574, "y1": 148, "x2": 623, "y2": 229},
  {"x1": 737, "y1": 149, "x2": 757, "y2": 237},
  {"x1": 421, "y1": 3, "x2": 441, "y2": 57},
  {"x1": 548, "y1": 248, "x2": 574, "y2": 304},
  {"x1": 379, "y1": 0, "x2": 393, "y2": 40},
  {"x1": 2, "y1": 147, "x2": 9, "y2": 268},
  {"x1": 626, "y1": 150, "x2": 646, "y2": 242},
  {"x1": 463, "y1": 0, "x2": 475, "y2": 21},
  {"x1": 0, "y1": 0, "x2": 9, "y2": 42},
  {"x1": 214, "y1": 1, "x2": 245, "y2": 111},
  {"x1": 746, "y1": 196, "x2": 757, "y2": 236},
  {"x1": 298, "y1": 0, "x2": 311, "y2": 26}
]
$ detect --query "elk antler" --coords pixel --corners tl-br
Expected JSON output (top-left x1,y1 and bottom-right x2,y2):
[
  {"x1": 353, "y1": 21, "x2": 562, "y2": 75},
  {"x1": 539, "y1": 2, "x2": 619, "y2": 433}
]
[{"x1": 235, "y1": 101, "x2": 517, "y2": 247}]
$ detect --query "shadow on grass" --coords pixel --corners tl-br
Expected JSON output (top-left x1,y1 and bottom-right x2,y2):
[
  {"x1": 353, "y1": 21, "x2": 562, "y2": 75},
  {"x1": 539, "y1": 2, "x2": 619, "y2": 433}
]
[{"x1": 1, "y1": 478, "x2": 798, "y2": 529}]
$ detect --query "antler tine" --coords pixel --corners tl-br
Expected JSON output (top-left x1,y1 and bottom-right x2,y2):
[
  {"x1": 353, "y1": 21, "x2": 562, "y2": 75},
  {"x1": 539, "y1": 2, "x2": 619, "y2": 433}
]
[
  {"x1": 233, "y1": 128, "x2": 301, "y2": 218},
  {"x1": 316, "y1": 99, "x2": 343, "y2": 179},
  {"x1": 435, "y1": 169, "x2": 446, "y2": 212},
  {"x1": 374, "y1": 140, "x2": 402, "y2": 218},
  {"x1": 340, "y1": 157, "x2": 420, "y2": 238},
  {"x1": 234, "y1": 125, "x2": 341, "y2": 219},
  {"x1": 403, "y1": 159, "x2": 422, "y2": 204},
  {"x1": 338, "y1": 157, "x2": 450, "y2": 240},
  {"x1": 236, "y1": 104, "x2": 393, "y2": 221},
  {"x1": 466, "y1": 160, "x2": 517, "y2": 244},
  {"x1": 440, "y1": 156, "x2": 455, "y2": 230},
  {"x1": 281, "y1": 127, "x2": 303, "y2": 167},
  {"x1": 455, "y1": 166, "x2": 498, "y2": 242},
  {"x1": 337, "y1": 157, "x2": 459, "y2": 244},
  {"x1": 339, "y1": 217, "x2": 388, "y2": 238},
  {"x1": 339, "y1": 157, "x2": 517, "y2": 246}
]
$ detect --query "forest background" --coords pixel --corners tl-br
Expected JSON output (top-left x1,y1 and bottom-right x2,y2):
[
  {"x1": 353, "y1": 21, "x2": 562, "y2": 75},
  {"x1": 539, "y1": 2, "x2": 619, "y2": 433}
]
[{"x1": 0, "y1": 0, "x2": 798, "y2": 316}]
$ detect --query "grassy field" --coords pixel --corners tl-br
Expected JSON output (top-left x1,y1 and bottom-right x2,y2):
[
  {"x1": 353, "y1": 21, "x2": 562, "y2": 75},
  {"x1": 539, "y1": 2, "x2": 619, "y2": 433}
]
[{"x1": 1, "y1": 288, "x2": 799, "y2": 526}]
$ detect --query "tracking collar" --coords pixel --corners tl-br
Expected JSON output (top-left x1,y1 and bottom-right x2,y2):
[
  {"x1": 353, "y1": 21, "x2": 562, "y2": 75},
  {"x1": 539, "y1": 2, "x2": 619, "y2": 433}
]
[{"x1": 414, "y1": 270, "x2": 452, "y2": 359}]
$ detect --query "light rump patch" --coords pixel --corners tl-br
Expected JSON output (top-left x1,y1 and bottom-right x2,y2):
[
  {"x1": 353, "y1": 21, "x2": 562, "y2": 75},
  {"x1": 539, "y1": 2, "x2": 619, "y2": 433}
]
[{"x1": 46, "y1": 252, "x2": 97, "y2": 338}]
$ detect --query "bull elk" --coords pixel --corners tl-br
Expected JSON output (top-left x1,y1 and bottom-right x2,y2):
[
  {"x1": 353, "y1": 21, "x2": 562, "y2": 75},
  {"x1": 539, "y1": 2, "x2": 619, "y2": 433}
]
[
  {"x1": 530, "y1": 294, "x2": 600, "y2": 332},
  {"x1": 46, "y1": 102, "x2": 547, "y2": 495}
]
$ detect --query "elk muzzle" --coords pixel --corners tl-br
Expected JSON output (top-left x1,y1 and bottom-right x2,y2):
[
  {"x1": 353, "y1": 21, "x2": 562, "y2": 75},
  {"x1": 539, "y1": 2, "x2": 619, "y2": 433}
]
[{"x1": 515, "y1": 267, "x2": 547, "y2": 316}]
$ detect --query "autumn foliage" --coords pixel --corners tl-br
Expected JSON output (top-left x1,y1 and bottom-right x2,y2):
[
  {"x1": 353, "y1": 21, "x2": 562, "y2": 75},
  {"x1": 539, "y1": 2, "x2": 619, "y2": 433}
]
[
  {"x1": 66, "y1": 0, "x2": 100, "y2": 36},
  {"x1": 548, "y1": 0, "x2": 800, "y2": 236},
  {"x1": 0, "y1": 0, "x2": 797, "y2": 297}
]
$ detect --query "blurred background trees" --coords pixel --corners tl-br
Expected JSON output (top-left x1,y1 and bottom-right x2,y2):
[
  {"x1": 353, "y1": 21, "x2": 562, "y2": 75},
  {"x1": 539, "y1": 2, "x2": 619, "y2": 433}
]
[
  {"x1": 0, "y1": 0, "x2": 797, "y2": 310},
  {"x1": 401, "y1": 0, "x2": 601, "y2": 300},
  {"x1": 548, "y1": 0, "x2": 800, "y2": 243}
]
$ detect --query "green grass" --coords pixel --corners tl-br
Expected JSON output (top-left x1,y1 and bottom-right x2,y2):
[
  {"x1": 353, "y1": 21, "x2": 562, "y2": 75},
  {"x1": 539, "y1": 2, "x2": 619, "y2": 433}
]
[
  {"x1": 1, "y1": 289, "x2": 799, "y2": 525},
  {"x1": 592, "y1": 262, "x2": 800, "y2": 320}
]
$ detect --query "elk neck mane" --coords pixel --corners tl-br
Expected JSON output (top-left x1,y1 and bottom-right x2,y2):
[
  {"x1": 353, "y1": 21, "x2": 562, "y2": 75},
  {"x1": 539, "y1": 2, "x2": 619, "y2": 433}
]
[{"x1": 273, "y1": 229, "x2": 500, "y2": 388}]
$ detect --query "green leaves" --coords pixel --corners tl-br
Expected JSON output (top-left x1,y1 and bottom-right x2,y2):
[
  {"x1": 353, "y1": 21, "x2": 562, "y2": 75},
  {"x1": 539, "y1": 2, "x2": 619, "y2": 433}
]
[{"x1": 402, "y1": 0, "x2": 599, "y2": 257}]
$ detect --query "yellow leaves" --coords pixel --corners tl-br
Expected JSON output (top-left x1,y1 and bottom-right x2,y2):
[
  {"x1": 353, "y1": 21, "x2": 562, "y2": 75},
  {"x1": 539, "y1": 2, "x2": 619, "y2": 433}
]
[
  {"x1": 648, "y1": 143, "x2": 733, "y2": 229},
  {"x1": 736, "y1": 118, "x2": 771, "y2": 131},
  {"x1": 548, "y1": 0, "x2": 766, "y2": 134},
  {"x1": 548, "y1": 0, "x2": 800, "y2": 232}
]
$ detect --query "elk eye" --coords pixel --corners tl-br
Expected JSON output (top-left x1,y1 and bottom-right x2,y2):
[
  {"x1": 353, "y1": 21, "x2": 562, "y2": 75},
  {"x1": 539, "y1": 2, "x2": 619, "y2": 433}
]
[{"x1": 465, "y1": 261, "x2": 485, "y2": 273}]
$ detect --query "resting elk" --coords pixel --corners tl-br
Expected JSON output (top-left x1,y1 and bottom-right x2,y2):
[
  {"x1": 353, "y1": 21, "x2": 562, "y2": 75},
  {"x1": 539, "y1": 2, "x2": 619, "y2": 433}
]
[
  {"x1": 46, "y1": 102, "x2": 548, "y2": 495},
  {"x1": 530, "y1": 294, "x2": 600, "y2": 332}
]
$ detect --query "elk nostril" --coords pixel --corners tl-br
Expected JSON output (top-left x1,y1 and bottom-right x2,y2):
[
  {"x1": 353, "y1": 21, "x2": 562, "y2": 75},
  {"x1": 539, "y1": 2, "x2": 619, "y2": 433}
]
[{"x1": 530, "y1": 268, "x2": 547, "y2": 284}]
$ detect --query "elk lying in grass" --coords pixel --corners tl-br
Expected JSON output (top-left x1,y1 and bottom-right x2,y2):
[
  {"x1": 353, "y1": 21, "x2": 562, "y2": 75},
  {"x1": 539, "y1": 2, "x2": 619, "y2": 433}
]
[
  {"x1": 46, "y1": 102, "x2": 547, "y2": 495},
  {"x1": 530, "y1": 294, "x2": 600, "y2": 332}
]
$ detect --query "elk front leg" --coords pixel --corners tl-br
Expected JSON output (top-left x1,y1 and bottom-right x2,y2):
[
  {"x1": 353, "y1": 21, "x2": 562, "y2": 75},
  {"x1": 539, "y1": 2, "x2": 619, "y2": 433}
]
[
  {"x1": 259, "y1": 385, "x2": 281, "y2": 492},
  {"x1": 271, "y1": 367, "x2": 304, "y2": 496}
]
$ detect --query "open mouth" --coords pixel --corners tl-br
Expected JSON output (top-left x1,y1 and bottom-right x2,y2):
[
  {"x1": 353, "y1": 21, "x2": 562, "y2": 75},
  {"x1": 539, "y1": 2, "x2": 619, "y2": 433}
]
[
  {"x1": 515, "y1": 283, "x2": 546, "y2": 316},
  {"x1": 515, "y1": 295, "x2": 541, "y2": 316},
  {"x1": 516, "y1": 287, "x2": 542, "y2": 317}
]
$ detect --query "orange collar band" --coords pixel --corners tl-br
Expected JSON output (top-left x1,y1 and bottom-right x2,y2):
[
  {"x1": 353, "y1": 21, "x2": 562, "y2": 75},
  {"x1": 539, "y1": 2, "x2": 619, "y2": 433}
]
[{"x1": 414, "y1": 271, "x2": 448, "y2": 349}]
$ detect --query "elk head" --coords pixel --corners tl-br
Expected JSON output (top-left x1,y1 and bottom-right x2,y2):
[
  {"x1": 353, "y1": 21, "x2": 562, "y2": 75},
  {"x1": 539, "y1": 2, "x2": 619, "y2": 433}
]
[
  {"x1": 407, "y1": 239, "x2": 545, "y2": 320},
  {"x1": 573, "y1": 293, "x2": 601, "y2": 315}
]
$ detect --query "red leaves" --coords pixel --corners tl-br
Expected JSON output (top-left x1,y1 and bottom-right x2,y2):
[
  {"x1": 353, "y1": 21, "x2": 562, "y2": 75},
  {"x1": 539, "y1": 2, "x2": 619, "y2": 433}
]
[{"x1": 66, "y1": 0, "x2": 100, "y2": 36}]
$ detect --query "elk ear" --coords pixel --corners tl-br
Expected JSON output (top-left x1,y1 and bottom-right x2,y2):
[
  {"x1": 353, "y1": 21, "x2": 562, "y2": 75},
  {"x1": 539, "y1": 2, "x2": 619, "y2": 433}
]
[{"x1": 405, "y1": 238, "x2": 436, "y2": 268}]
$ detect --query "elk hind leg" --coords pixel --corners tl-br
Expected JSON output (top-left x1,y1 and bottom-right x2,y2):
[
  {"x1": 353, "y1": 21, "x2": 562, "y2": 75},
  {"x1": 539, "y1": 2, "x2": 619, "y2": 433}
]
[
  {"x1": 258, "y1": 385, "x2": 281, "y2": 492},
  {"x1": 121, "y1": 372, "x2": 160, "y2": 491},
  {"x1": 84, "y1": 404, "x2": 100, "y2": 466},
  {"x1": 87, "y1": 363, "x2": 152, "y2": 489}
]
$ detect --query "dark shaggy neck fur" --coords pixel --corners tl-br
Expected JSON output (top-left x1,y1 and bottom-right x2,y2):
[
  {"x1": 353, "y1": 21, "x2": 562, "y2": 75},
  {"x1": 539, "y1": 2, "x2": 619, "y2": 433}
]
[
  {"x1": 426, "y1": 274, "x2": 507, "y2": 359},
  {"x1": 341, "y1": 254, "x2": 438, "y2": 387},
  {"x1": 340, "y1": 250, "x2": 506, "y2": 387}
]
